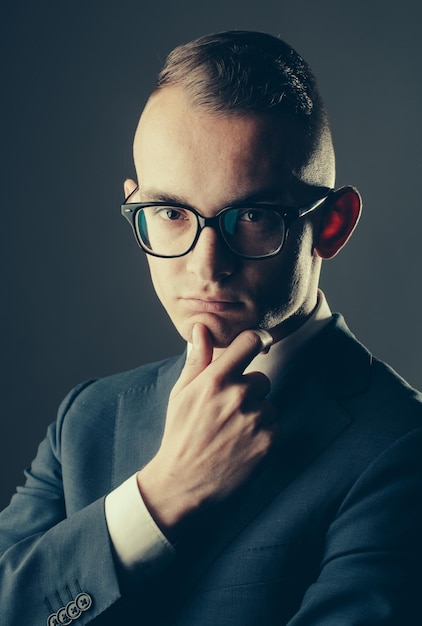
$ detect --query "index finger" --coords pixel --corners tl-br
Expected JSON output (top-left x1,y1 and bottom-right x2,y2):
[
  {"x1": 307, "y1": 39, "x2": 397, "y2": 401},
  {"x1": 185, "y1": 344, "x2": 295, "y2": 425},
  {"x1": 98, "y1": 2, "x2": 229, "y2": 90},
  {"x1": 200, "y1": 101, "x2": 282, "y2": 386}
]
[{"x1": 212, "y1": 329, "x2": 273, "y2": 379}]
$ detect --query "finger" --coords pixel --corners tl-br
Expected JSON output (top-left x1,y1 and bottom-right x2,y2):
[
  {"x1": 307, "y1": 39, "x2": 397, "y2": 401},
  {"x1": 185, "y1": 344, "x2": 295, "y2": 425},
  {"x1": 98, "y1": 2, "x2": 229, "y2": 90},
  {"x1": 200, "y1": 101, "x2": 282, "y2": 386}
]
[
  {"x1": 212, "y1": 329, "x2": 274, "y2": 380},
  {"x1": 250, "y1": 400, "x2": 279, "y2": 436},
  {"x1": 242, "y1": 371, "x2": 271, "y2": 399},
  {"x1": 123, "y1": 178, "x2": 138, "y2": 200},
  {"x1": 172, "y1": 323, "x2": 214, "y2": 393}
]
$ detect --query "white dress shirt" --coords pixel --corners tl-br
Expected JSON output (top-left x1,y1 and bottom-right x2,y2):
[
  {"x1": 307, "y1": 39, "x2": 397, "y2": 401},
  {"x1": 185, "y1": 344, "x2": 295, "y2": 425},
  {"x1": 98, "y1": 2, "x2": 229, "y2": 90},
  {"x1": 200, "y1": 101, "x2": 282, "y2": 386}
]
[{"x1": 105, "y1": 290, "x2": 332, "y2": 573}]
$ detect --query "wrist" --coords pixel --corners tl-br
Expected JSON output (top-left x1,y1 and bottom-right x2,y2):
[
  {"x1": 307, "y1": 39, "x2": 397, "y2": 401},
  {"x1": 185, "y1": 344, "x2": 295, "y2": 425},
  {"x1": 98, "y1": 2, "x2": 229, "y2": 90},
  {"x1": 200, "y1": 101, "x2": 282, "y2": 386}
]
[{"x1": 136, "y1": 466, "x2": 198, "y2": 542}]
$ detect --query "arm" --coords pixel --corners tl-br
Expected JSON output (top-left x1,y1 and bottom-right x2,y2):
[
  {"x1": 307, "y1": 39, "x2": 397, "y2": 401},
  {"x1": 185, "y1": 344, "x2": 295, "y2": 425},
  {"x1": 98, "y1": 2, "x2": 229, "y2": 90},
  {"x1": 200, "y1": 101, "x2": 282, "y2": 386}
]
[
  {"x1": 0, "y1": 326, "x2": 276, "y2": 625},
  {"x1": 0, "y1": 383, "x2": 123, "y2": 625}
]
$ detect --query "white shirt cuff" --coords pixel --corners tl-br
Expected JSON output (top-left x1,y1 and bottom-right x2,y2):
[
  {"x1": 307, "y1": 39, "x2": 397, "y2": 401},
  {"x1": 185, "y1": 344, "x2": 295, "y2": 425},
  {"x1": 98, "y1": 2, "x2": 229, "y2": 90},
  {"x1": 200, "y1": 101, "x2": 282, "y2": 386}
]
[{"x1": 105, "y1": 473, "x2": 175, "y2": 574}]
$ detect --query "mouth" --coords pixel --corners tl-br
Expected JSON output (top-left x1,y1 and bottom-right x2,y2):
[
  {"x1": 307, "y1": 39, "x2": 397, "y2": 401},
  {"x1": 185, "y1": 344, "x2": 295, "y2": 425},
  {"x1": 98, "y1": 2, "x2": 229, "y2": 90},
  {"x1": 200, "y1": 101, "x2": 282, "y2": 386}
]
[{"x1": 181, "y1": 297, "x2": 243, "y2": 313}]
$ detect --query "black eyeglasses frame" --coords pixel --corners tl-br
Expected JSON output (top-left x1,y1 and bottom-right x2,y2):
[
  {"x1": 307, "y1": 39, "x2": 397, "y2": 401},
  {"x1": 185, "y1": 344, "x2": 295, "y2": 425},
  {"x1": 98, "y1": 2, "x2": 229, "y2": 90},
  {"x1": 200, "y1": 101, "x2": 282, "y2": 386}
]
[{"x1": 120, "y1": 188, "x2": 334, "y2": 260}]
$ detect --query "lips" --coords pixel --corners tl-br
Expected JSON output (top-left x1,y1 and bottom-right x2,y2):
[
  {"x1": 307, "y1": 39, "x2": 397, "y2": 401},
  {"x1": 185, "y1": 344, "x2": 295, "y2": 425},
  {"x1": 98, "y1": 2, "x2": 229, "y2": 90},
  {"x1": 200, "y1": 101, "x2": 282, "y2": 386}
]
[{"x1": 181, "y1": 297, "x2": 243, "y2": 313}]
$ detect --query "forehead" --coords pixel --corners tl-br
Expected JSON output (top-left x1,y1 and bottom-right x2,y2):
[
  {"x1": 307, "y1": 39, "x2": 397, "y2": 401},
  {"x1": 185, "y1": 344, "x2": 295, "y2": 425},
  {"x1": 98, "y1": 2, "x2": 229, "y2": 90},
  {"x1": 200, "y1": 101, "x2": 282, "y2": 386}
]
[{"x1": 133, "y1": 87, "x2": 326, "y2": 206}]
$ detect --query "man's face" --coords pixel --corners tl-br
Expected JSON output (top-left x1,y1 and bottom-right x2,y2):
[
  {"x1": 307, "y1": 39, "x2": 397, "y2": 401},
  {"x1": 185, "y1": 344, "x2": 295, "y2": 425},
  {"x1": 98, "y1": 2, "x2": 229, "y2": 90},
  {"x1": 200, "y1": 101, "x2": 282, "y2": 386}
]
[{"x1": 133, "y1": 87, "x2": 330, "y2": 349}]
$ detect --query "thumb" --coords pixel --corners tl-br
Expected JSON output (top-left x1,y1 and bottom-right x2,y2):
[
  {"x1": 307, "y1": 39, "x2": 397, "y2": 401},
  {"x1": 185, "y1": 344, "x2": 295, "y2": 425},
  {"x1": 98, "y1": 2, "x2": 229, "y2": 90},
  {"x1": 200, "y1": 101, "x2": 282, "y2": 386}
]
[{"x1": 172, "y1": 323, "x2": 213, "y2": 393}]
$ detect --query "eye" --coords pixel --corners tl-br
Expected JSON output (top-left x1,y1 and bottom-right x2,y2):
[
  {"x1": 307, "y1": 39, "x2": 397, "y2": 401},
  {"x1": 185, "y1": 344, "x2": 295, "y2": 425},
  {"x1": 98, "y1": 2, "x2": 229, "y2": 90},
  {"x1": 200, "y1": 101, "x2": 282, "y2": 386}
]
[
  {"x1": 238, "y1": 209, "x2": 266, "y2": 222},
  {"x1": 155, "y1": 207, "x2": 189, "y2": 221}
]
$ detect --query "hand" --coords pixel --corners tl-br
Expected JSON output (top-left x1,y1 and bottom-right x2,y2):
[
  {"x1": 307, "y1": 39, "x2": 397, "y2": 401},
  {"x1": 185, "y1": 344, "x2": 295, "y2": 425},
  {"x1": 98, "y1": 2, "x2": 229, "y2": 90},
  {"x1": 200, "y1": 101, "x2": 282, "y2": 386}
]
[{"x1": 137, "y1": 323, "x2": 277, "y2": 536}]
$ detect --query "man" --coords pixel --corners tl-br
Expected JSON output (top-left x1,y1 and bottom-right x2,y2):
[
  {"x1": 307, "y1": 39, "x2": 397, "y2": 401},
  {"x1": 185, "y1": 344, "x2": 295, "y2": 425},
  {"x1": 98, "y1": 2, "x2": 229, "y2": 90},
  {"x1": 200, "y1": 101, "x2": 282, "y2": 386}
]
[{"x1": 1, "y1": 31, "x2": 421, "y2": 625}]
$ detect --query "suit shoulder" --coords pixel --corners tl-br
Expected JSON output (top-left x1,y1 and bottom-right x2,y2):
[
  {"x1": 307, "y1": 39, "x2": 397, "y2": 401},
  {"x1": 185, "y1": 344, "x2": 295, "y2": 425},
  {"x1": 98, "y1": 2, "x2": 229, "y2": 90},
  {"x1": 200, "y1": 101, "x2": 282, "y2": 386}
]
[
  {"x1": 311, "y1": 314, "x2": 422, "y2": 432},
  {"x1": 92, "y1": 353, "x2": 184, "y2": 394},
  {"x1": 368, "y1": 356, "x2": 422, "y2": 418},
  {"x1": 56, "y1": 353, "x2": 185, "y2": 425}
]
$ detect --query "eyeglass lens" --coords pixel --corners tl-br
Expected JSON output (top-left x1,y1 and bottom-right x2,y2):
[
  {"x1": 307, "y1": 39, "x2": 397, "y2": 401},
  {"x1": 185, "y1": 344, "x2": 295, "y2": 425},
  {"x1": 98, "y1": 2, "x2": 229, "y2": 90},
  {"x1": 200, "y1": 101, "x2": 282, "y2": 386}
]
[{"x1": 136, "y1": 205, "x2": 286, "y2": 257}]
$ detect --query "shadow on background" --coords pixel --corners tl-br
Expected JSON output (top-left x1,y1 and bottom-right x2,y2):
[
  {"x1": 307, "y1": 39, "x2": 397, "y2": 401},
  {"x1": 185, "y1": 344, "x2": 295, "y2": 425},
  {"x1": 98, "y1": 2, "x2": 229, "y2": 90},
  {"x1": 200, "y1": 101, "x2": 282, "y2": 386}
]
[{"x1": 1, "y1": 0, "x2": 421, "y2": 509}]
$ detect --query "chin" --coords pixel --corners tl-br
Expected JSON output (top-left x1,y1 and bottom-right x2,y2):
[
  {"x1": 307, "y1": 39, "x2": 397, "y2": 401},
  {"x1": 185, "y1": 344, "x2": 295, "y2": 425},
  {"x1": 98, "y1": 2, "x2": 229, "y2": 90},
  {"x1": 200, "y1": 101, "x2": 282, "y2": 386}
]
[
  {"x1": 179, "y1": 318, "x2": 246, "y2": 348},
  {"x1": 208, "y1": 334, "x2": 234, "y2": 349}
]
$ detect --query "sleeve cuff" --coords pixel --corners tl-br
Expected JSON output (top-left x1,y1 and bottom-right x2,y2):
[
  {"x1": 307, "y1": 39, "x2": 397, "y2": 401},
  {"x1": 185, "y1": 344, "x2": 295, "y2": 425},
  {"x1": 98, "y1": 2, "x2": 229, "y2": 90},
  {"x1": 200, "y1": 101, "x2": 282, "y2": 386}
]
[{"x1": 105, "y1": 473, "x2": 175, "y2": 574}]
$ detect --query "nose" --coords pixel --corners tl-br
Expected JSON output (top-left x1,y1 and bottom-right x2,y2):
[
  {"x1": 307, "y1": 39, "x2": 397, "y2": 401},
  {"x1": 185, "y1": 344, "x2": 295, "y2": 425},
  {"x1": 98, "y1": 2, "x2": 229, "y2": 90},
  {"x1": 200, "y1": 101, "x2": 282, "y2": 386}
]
[{"x1": 186, "y1": 226, "x2": 237, "y2": 282}]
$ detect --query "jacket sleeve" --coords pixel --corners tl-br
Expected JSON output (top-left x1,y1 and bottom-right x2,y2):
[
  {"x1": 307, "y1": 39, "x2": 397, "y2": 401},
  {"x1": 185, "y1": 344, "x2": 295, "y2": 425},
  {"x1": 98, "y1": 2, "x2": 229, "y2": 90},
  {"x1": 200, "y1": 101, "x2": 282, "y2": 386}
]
[
  {"x1": 0, "y1": 381, "x2": 153, "y2": 626},
  {"x1": 287, "y1": 425, "x2": 422, "y2": 625}
]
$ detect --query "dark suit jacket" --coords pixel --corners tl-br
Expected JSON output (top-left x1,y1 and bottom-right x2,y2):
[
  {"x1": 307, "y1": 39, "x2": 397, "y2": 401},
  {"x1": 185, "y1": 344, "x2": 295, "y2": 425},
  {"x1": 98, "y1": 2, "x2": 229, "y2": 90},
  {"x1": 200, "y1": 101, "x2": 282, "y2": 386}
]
[{"x1": 1, "y1": 315, "x2": 422, "y2": 625}]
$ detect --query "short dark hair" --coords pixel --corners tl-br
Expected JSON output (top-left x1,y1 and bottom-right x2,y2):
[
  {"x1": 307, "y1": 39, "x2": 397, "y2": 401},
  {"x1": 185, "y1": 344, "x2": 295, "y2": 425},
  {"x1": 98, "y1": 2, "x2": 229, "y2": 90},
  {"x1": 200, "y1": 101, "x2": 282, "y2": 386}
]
[
  {"x1": 154, "y1": 31, "x2": 334, "y2": 184},
  {"x1": 156, "y1": 31, "x2": 326, "y2": 123}
]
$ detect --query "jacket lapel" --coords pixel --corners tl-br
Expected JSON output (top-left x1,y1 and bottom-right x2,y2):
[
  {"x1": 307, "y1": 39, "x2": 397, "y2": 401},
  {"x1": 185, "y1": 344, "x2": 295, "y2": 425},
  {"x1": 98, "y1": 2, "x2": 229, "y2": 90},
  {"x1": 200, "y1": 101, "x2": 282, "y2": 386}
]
[
  {"x1": 111, "y1": 354, "x2": 185, "y2": 488},
  {"x1": 224, "y1": 314, "x2": 373, "y2": 540}
]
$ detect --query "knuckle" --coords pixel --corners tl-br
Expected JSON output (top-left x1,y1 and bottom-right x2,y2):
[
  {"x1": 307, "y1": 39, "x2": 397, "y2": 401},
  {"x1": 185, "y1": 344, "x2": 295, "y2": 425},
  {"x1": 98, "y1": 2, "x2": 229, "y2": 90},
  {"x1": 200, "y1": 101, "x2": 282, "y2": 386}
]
[
  {"x1": 208, "y1": 372, "x2": 224, "y2": 394},
  {"x1": 221, "y1": 386, "x2": 247, "y2": 417},
  {"x1": 259, "y1": 429, "x2": 274, "y2": 452},
  {"x1": 186, "y1": 353, "x2": 207, "y2": 369},
  {"x1": 233, "y1": 384, "x2": 248, "y2": 406},
  {"x1": 251, "y1": 434, "x2": 271, "y2": 461},
  {"x1": 211, "y1": 369, "x2": 225, "y2": 386}
]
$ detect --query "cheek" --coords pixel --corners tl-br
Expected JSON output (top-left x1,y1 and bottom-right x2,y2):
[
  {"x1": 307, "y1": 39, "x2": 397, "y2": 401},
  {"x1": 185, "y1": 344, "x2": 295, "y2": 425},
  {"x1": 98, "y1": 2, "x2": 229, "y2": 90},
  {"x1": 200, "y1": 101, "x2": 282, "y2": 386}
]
[
  {"x1": 146, "y1": 258, "x2": 177, "y2": 307},
  {"x1": 253, "y1": 229, "x2": 316, "y2": 306}
]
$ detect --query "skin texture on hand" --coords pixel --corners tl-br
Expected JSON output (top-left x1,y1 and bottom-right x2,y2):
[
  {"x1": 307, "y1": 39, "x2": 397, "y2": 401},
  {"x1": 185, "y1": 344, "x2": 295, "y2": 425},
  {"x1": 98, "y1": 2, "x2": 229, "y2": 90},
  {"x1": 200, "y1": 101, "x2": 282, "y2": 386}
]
[{"x1": 136, "y1": 323, "x2": 277, "y2": 540}]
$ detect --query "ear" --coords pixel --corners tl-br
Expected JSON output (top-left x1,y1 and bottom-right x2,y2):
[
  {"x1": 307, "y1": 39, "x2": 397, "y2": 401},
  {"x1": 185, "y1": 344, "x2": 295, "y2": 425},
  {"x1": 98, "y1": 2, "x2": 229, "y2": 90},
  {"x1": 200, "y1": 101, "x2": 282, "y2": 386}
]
[
  {"x1": 123, "y1": 178, "x2": 138, "y2": 200},
  {"x1": 314, "y1": 186, "x2": 362, "y2": 259}
]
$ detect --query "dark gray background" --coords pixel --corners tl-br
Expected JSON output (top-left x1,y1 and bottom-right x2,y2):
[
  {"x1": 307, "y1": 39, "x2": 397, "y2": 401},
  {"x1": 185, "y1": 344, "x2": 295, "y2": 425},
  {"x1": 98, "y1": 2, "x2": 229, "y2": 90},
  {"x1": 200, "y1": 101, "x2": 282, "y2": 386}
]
[{"x1": 1, "y1": 0, "x2": 421, "y2": 510}]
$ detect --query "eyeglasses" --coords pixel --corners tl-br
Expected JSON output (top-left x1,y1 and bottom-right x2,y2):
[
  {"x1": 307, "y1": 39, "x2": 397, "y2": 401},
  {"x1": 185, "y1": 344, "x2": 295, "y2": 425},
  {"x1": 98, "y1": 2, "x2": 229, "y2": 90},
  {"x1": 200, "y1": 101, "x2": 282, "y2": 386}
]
[{"x1": 121, "y1": 188, "x2": 333, "y2": 260}]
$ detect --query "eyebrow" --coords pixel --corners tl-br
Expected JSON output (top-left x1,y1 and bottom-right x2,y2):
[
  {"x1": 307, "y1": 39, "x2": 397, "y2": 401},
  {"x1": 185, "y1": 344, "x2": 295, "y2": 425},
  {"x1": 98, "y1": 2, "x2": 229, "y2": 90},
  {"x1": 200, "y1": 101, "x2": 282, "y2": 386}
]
[
  {"x1": 138, "y1": 189, "x2": 194, "y2": 206},
  {"x1": 138, "y1": 187, "x2": 291, "y2": 207}
]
